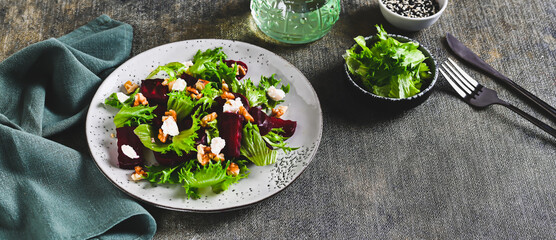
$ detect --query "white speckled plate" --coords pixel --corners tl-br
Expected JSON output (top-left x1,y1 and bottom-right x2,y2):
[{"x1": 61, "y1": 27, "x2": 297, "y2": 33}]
[{"x1": 85, "y1": 39, "x2": 322, "y2": 212}]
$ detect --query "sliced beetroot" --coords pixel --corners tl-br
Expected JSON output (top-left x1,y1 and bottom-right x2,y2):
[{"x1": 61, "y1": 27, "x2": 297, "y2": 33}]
[
  {"x1": 248, "y1": 107, "x2": 272, "y2": 136},
  {"x1": 140, "y1": 79, "x2": 168, "y2": 106},
  {"x1": 153, "y1": 151, "x2": 191, "y2": 167},
  {"x1": 116, "y1": 126, "x2": 144, "y2": 169},
  {"x1": 179, "y1": 72, "x2": 198, "y2": 86},
  {"x1": 234, "y1": 93, "x2": 250, "y2": 110},
  {"x1": 151, "y1": 104, "x2": 167, "y2": 129},
  {"x1": 224, "y1": 60, "x2": 248, "y2": 80},
  {"x1": 218, "y1": 112, "x2": 244, "y2": 158},
  {"x1": 267, "y1": 117, "x2": 297, "y2": 138}
]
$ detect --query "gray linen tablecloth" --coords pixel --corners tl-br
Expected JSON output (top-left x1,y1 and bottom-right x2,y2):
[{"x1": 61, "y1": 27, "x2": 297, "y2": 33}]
[{"x1": 1, "y1": 0, "x2": 554, "y2": 238}]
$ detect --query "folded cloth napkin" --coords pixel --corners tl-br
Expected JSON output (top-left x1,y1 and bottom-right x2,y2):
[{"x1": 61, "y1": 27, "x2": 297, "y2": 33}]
[{"x1": 0, "y1": 15, "x2": 156, "y2": 239}]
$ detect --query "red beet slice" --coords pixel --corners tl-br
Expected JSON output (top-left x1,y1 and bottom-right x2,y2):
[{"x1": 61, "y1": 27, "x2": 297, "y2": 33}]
[
  {"x1": 116, "y1": 126, "x2": 144, "y2": 169},
  {"x1": 179, "y1": 73, "x2": 198, "y2": 86},
  {"x1": 218, "y1": 112, "x2": 244, "y2": 158},
  {"x1": 267, "y1": 117, "x2": 297, "y2": 137},
  {"x1": 140, "y1": 79, "x2": 169, "y2": 106},
  {"x1": 248, "y1": 107, "x2": 272, "y2": 136},
  {"x1": 223, "y1": 60, "x2": 248, "y2": 80}
]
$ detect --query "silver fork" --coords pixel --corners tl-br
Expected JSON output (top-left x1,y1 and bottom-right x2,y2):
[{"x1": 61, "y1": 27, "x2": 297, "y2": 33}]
[{"x1": 440, "y1": 58, "x2": 556, "y2": 138}]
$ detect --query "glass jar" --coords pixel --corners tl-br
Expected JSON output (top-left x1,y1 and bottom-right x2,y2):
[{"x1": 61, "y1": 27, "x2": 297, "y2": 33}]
[{"x1": 251, "y1": 0, "x2": 341, "y2": 44}]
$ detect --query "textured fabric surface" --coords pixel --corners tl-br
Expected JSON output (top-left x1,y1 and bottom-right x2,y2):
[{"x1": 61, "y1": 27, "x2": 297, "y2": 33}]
[
  {"x1": 0, "y1": 15, "x2": 156, "y2": 239},
  {"x1": 1, "y1": 0, "x2": 555, "y2": 239}
]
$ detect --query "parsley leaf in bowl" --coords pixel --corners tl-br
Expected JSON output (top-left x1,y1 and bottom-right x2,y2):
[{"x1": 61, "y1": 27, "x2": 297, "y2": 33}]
[{"x1": 344, "y1": 25, "x2": 432, "y2": 99}]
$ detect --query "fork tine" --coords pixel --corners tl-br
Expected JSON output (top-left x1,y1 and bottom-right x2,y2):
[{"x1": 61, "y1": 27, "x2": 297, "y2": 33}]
[
  {"x1": 445, "y1": 60, "x2": 475, "y2": 92},
  {"x1": 448, "y1": 58, "x2": 479, "y2": 87},
  {"x1": 441, "y1": 63, "x2": 472, "y2": 94},
  {"x1": 440, "y1": 67, "x2": 467, "y2": 98}
]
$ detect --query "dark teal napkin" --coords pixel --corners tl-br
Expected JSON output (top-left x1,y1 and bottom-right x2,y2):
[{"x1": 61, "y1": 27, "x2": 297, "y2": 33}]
[{"x1": 0, "y1": 15, "x2": 156, "y2": 239}]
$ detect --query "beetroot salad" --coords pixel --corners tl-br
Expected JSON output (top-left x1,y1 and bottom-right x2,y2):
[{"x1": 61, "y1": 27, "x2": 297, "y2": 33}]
[{"x1": 104, "y1": 47, "x2": 297, "y2": 199}]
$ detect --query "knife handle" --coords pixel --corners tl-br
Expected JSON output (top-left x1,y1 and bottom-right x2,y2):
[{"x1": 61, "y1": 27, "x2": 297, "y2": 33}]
[{"x1": 490, "y1": 71, "x2": 556, "y2": 121}]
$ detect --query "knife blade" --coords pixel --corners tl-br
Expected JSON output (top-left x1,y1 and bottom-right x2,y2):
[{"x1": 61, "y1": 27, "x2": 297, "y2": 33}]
[{"x1": 446, "y1": 33, "x2": 556, "y2": 121}]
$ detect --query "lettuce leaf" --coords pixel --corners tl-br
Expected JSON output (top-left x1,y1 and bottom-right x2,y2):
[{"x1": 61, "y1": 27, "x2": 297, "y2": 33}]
[
  {"x1": 343, "y1": 25, "x2": 431, "y2": 98},
  {"x1": 167, "y1": 91, "x2": 195, "y2": 121},
  {"x1": 104, "y1": 89, "x2": 139, "y2": 109},
  {"x1": 240, "y1": 122, "x2": 277, "y2": 166},
  {"x1": 235, "y1": 74, "x2": 290, "y2": 110},
  {"x1": 146, "y1": 62, "x2": 188, "y2": 81},
  {"x1": 133, "y1": 109, "x2": 201, "y2": 156},
  {"x1": 113, "y1": 105, "x2": 157, "y2": 128},
  {"x1": 145, "y1": 164, "x2": 183, "y2": 184},
  {"x1": 262, "y1": 128, "x2": 298, "y2": 153},
  {"x1": 188, "y1": 48, "x2": 227, "y2": 79},
  {"x1": 178, "y1": 161, "x2": 228, "y2": 199}
]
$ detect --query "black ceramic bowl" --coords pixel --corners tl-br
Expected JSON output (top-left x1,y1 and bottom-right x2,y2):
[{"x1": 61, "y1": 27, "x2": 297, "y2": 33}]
[{"x1": 344, "y1": 34, "x2": 438, "y2": 111}]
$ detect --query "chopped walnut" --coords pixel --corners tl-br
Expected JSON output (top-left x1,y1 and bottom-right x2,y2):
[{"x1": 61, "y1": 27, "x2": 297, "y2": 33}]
[
  {"x1": 158, "y1": 128, "x2": 168, "y2": 143},
  {"x1": 131, "y1": 166, "x2": 147, "y2": 181},
  {"x1": 237, "y1": 65, "x2": 247, "y2": 76},
  {"x1": 196, "y1": 144, "x2": 211, "y2": 166},
  {"x1": 195, "y1": 79, "x2": 210, "y2": 91},
  {"x1": 227, "y1": 163, "x2": 239, "y2": 176},
  {"x1": 222, "y1": 81, "x2": 229, "y2": 92},
  {"x1": 201, "y1": 112, "x2": 218, "y2": 127},
  {"x1": 221, "y1": 91, "x2": 235, "y2": 100},
  {"x1": 238, "y1": 106, "x2": 254, "y2": 123},
  {"x1": 186, "y1": 86, "x2": 199, "y2": 95},
  {"x1": 124, "y1": 81, "x2": 139, "y2": 94},
  {"x1": 162, "y1": 109, "x2": 177, "y2": 122},
  {"x1": 190, "y1": 93, "x2": 203, "y2": 100},
  {"x1": 197, "y1": 144, "x2": 225, "y2": 165},
  {"x1": 133, "y1": 93, "x2": 148, "y2": 106},
  {"x1": 271, "y1": 106, "x2": 288, "y2": 118}
]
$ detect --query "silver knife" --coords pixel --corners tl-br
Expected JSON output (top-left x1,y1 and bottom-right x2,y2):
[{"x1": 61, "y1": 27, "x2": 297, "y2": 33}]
[{"x1": 446, "y1": 33, "x2": 556, "y2": 121}]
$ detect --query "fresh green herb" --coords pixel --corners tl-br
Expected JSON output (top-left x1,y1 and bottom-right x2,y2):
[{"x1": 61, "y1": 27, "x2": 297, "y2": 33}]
[
  {"x1": 113, "y1": 105, "x2": 157, "y2": 128},
  {"x1": 178, "y1": 161, "x2": 229, "y2": 199},
  {"x1": 235, "y1": 74, "x2": 290, "y2": 110},
  {"x1": 240, "y1": 122, "x2": 277, "y2": 166},
  {"x1": 343, "y1": 25, "x2": 431, "y2": 98},
  {"x1": 145, "y1": 164, "x2": 183, "y2": 185},
  {"x1": 167, "y1": 91, "x2": 195, "y2": 121},
  {"x1": 133, "y1": 109, "x2": 201, "y2": 156},
  {"x1": 146, "y1": 62, "x2": 188, "y2": 81},
  {"x1": 262, "y1": 128, "x2": 298, "y2": 153},
  {"x1": 104, "y1": 89, "x2": 139, "y2": 109}
]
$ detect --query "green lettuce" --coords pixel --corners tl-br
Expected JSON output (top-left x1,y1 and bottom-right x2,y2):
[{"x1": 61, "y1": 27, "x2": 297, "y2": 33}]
[
  {"x1": 113, "y1": 105, "x2": 157, "y2": 128},
  {"x1": 146, "y1": 62, "x2": 188, "y2": 81},
  {"x1": 262, "y1": 128, "x2": 298, "y2": 153},
  {"x1": 235, "y1": 74, "x2": 290, "y2": 110},
  {"x1": 343, "y1": 25, "x2": 431, "y2": 98},
  {"x1": 133, "y1": 109, "x2": 201, "y2": 156},
  {"x1": 167, "y1": 91, "x2": 195, "y2": 121},
  {"x1": 104, "y1": 89, "x2": 139, "y2": 109},
  {"x1": 240, "y1": 122, "x2": 277, "y2": 166}
]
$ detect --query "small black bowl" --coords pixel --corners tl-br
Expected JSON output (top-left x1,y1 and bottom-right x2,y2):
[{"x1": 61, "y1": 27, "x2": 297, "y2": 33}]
[{"x1": 344, "y1": 34, "x2": 438, "y2": 111}]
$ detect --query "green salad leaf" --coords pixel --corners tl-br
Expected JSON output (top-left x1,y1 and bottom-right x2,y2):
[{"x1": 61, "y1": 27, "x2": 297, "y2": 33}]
[
  {"x1": 145, "y1": 164, "x2": 182, "y2": 185},
  {"x1": 235, "y1": 74, "x2": 290, "y2": 110},
  {"x1": 113, "y1": 105, "x2": 157, "y2": 128},
  {"x1": 188, "y1": 48, "x2": 227, "y2": 79},
  {"x1": 167, "y1": 91, "x2": 195, "y2": 121},
  {"x1": 343, "y1": 25, "x2": 431, "y2": 98},
  {"x1": 104, "y1": 89, "x2": 139, "y2": 109},
  {"x1": 133, "y1": 109, "x2": 201, "y2": 156},
  {"x1": 262, "y1": 128, "x2": 298, "y2": 153},
  {"x1": 178, "y1": 161, "x2": 228, "y2": 199},
  {"x1": 146, "y1": 62, "x2": 188, "y2": 81},
  {"x1": 240, "y1": 122, "x2": 277, "y2": 166}
]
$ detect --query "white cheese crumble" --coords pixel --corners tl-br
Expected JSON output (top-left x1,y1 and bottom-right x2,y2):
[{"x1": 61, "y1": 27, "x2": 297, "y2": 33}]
[
  {"x1": 121, "y1": 145, "x2": 139, "y2": 159},
  {"x1": 116, "y1": 92, "x2": 129, "y2": 104},
  {"x1": 171, "y1": 78, "x2": 187, "y2": 91},
  {"x1": 161, "y1": 117, "x2": 180, "y2": 136},
  {"x1": 223, "y1": 97, "x2": 243, "y2": 113},
  {"x1": 267, "y1": 86, "x2": 285, "y2": 101},
  {"x1": 182, "y1": 60, "x2": 194, "y2": 67},
  {"x1": 210, "y1": 137, "x2": 226, "y2": 155},
  {"x1": 131, "y1": 173, "x2": 144, "y2": 181}
]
